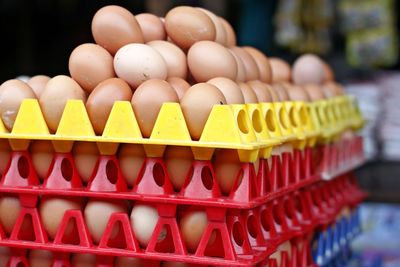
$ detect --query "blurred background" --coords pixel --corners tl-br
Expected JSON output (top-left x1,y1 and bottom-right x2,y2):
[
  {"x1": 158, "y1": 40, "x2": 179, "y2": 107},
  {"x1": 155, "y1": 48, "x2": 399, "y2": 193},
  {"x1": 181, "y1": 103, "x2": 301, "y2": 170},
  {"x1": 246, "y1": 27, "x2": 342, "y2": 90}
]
[{"x1": 0, "y1": 0, "x2": 399, "y2": 265}]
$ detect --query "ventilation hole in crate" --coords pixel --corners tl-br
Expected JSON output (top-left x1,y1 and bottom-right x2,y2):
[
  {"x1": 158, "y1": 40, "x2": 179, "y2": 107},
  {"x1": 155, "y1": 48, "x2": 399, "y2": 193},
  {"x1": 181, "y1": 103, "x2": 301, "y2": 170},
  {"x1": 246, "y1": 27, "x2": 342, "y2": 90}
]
[
  {"x1": 17, "y1": 215, "x2": 35, "y2": 241},
  {"x1": 265, "y1": 109, "x2": 276, "y2": 132},
  {"x1": 204, "y1": 230, "x2": 225, "y2": 258},
  {"x1": 273, "y1": 205, "x2": 281, "y2": 225},
  {"x1": 232, "y1": 221, "x2": 244, "y2": 246},
  {"x1": 284, "y1": 199, "x2": 292, "y2": 219},
  {"x1": 300, "y1": 106, "x2": 308, "y2": 125},
  {"x1": 247, "y1": 215, "x2": 258, "y2": 238},
  {"x1": 18, "y1": 156, "x2": 29, "y2": 179},
  {"x1": 261, "y1": 209, "x2": 270, "y2": 232},
  {"x1": 153, "y1": 163, "x2": 165, "y2": 187},
  {"x1": 252, "y1": 109, "x2": 263, "y2": 133},
  {"x1": 61, "y1": 158, "x2": 73, "y2": 181},
  {"x1": 295, "y1": 196, "x2": 303, "y2": 214},
  {"x1": 201, "y1": 167, "x2": 213, "y2": 190},
  {"x1": 106, "y1": 160, "x2": 118, "y2": 184},
  {"x1": 289, "y1": 107, "x2": 297, "y2": 128},
  {"x1": 279, "y1": 108, "x2": 289, "y2": 129},
  {"x1": 237, "y1": 110, "x2": 249, "y2": 134}
]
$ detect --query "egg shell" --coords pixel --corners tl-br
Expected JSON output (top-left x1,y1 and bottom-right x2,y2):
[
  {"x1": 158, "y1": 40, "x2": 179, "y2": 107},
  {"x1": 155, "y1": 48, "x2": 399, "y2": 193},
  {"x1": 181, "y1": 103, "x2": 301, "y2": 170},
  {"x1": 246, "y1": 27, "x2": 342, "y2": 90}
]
[
  {"x1": 180, "y1": 211, "x2": 211, "y2": 253},
  {"x1": 286, "y1": 84, "x2": 311, "y2": 102},
  {"x1": 118, "y1": 144, "x2": 145, "y2": 187},
  {"x1": 136, "y1": 13, "x2": 166, "y2": 42},
  {"x1": 243, "y1": 46, "x2": 272, "y2": 83},
  {"x1": 187, "y1": 41, "x2": 237, "y2": 82},
  {"x1": 0, "y1": 247, "x2": 10, "y2": 267},
  {"x1": 213, "y1": 149, "x2": 242, "y2": 195},
  {"x1": 29, "y1": 249, "x2": 53, "y2": 267},
  {"x1": 165, "y1": 6, "x2": 216, "y2": 50},
  {"x1": 30, "y1": 140, "x2": 54, "y2": 180},
  {"x1": 238, "y1": 82, "x2": 258, "y2": 103},
  {"x1": 71, "y1": 253, "x2": 97, "y2": 267},
  {"x1": 207, "y1": 77, "x2": 244, "y2": 104},
  {"x1": 0, "y1": 196, "x2": 22, "y2": 234},
  {"x1": 130, "y1": 204, "x2": 162, "y2": 247},
  {"x1": 322, "y1": 81, "x2": 344, "y2": 97},
  {"x1": 91, "y1": 5, "x2": 144, "y2": 55},
  {"x1": 272, "y1": 83, "x2": 290, "y2": 101},
  {"x1": 147, "y1": 40, "x2": 187, "y2": 79},
  {"x1": 0, "y1": 79, "x2": 36, "y2": 130},
  {"x1": 229, "y1": 49, "x2": 246, "y2": 82},
  {"x1": 230, "y1": 47, "x2": 259, "y2": 81},
  {"x1": 266, "y1": 84, "x2": 280, "y2": 102},
  {"x1": 86, "y1": 78, "x2": 132, "y2": 135},
  {"x1": 167, "y1": 77, "x2": 191, "y2": 100},
  {"x1": 323, "y1": 62, "x2": 335, "y2": 82},
  {"x1": 72, "y1": 142, "x2": 98, "y2": 183},
  {"x1": 131, "y1": 79, "x2": 179, "y2": 137},
  {"x1": 197, "y1": 8, "x2": 227, "y2": 45},
  {"x1": 27, "y1": 75, "x2": 50, "y2": 98},
  {"x1": 0, "y1": 140, "x2": 11, "y2": 175},
  {"x1": 292, "y1": 54, "x2": 325, "y2": 85},
  {"x1": 39, "y1": 75, "x2": 86, "y2": 132},
  {"x1": 269, "y1": 58, "x2": 291, "y2": 83},
  {"x1": 220, "y1": 17, "x2": 236, "y2": 47},
  {"x1": 180, "y1": 83, "x2": 226, "y2": 140},
  {"x1": 114, "y1": 44, "x2": 168, "y2": 88},
  {"x1": 115, "y1": 257, "x2": 145, "y2": 267},
  {"x1": 247, "y1": 80, "x2": 272, "y2": 102},
  {"x1": 84, "y1": 200, "x2": 128, "y2": 244},
  {"x1": 164, "y1": 146, "x2": 193, "y2": 191},
  {"x1": 303, "y1": 84, "x2": 326, "y2": 101}
]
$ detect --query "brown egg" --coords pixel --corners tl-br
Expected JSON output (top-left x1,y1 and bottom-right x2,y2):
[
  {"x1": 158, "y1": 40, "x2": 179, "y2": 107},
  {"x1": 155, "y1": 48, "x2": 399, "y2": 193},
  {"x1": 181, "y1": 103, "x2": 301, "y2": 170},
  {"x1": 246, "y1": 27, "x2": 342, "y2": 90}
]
[
  {"x1": 91, "y1": 5, "x2": 144, "y2": 55},
  {"x1": 292, "y1": 54, "x2": 325, "y2": 85},
  {"x1": 0, "y1": 196, "x2": 21, "y2": 234},
  {"x1": 30, "y1": 141, "x2": 54, "y2": 180},
  {"x1": 131, "y1": 79, "x2": 179, "y2": 137},
  {"x1": 86, "y1": 78, "x2": 132, "y2": 135},
  {"x1": 0, "y1": 79, "x2": 36, "y2": 130},
  {"x1": 323, "y1": 62, "x2": 335, "y2": 82},
  {"x1": 269, "y1": 58, "x2": 291, "y2": 83},
  {"x1": 322, "y1": 81, "x2": 344, "y2": 98},
  {"x1": 213, "y1": 149, "x2": 242, "y2": 195},
  {"x1": 167, "y1": 77, "x2": 190, "y2": 100},
  {"x1": 29, "y1": 250, "x2": 53, "y2": 267},
  {"x1": 114, "y1": 44, "x2": 168, "y2": 88},
  {"x1": 164, "y1": 146, "x2": 193, "y2": 190},
  {"x1": 39, "y1": 75, "x2": 86, "y2": 132},
  {"x1": 71, "y1": 253, "x2": 96, "y2": 267},
  {"x1": 207, "y1": 77, "x2": 244, "y2": 104},
  {"x1": 118, "y1": 144, "x2": 145, "y2": 187},
  {"x1": 136, "y1": 13, "x2": 166, "y2": 42},
  {"x1": 220, "y1": 18, "x2": 236, "y2": 47},
  {"x1": 39, "y1": 197, "x2": 82, "y2": 239},
  {"x1": 115, "y1": 257, "x2": 144, "y2": 267},
  {"x1": 85, "y1": 200, "x2": 128, "y2": 244},
  {"x1": 229, "y1": 49, "x2": 246, "y2": 82},
  {"x1": 0, "y1": 247, "x2": 10, "y2": 267},
  {"x1": 197, "y1": 8, "x2": 227, "y2": 45},
  {"x1": 286, "y1": 85, "x2": 311, "y2": 102},
  {"x1": 130, "y1": 204, "x2": 163, "y2": 247},
  {"x1": 247, "y1": 80, "x2": 272, "y2": 102},
  {"x1": 238, "y1": 83, "x2": 258, "y2": 103},
  {"x1": 181, "y1": 83, "x2": 226, "y2": 140},
  {"x1": 147, "y1": 41, "x2": 187, "y2": 79},
  {"x1": 230, "y1": 47, "x2": 259, "y2": 81},
  {"x1": 180, "y1": 211, "x2": 211, "y2": 253},
  {"x1": 72, "y1": 142, "x2": 98, "y2": 183},
  {"x1": 243, "y1": 47, "x2": 272, "y2": 83},
  {"x1": 266, "y1": 84, "x2": 280, "y2": 102},
  {"x1": 272, "y1": 83, "x2": 290, "y2": 101},
  {"x1": 188, "y1": 41, "x2": 237, "y2": 82},
  {"x1": 303, "y1": 84, "x2": 326, "y2": 101},
  {"x1": 165, "y1": 6, "x2": 216, "y2": 50},
  {"x1": 0, "y1": 140, "x2": 11, "y2": 175},
  {"x1": 27, "y1": 75, "x2": 50, "y2": 98}
]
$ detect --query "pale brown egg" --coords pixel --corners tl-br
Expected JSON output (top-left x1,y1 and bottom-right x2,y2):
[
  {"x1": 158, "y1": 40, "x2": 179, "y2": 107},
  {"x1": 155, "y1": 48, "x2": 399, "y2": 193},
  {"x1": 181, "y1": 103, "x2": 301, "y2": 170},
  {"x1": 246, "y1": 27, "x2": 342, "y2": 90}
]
[
  {"x1": 292, "y1": 54, "x2": 325, "y2": 85},
  {"x1": 165, "y1": 6, "x2": 216, "y2": 50},
  {"x1": 286, "y1": 84, "x2": 311, "y2": 102},
  {"x1": 303, "y1": 84, "x2": 326, "y2": 101},
  {"x1": 229, "y1": 50, "x2": 246, "y2": 82},
  {"x1": 269, "y1": 58, "x2": 291, "y2": 83},
  {"x1": 197, "y1": 8, "x2": 227, "y2": 45},
  {"x1": 230, "y1": 47, "x2": 259, "y2": 81},
  {"x1": 0, "y1": 140, "x2": 11, "y2": 175},
  {"x1": 247, "y1": 80, "x2": 272, "y2": 102},
  {"x1": 213, "y1": 149, "x2": 242, "y2": 195},
  {"x1": 29, "y1": 249, "x2": 53, "y2": 267},
  {"x1": 115, "y1": 257, "x2": 145, "y2": 267},
  {"x1": 180, "y1": 211, "x2": 211, "y2": 253},
  {"x1": 27, "y1": 75, "x2": 50, "y2": 98},
  {"x1": 266, "y1": 84, "x2": 280, "y2": 102},
  {"x1": 0, "y1": 79, "x2": 36, "y2": 130},
  {"x1": 71, "y1": 253, "x2": 96, "y2": 267},
  {"x1": 164, "y1": 146, "x2": 193, "y2": 191},
  {"x1": 180, "y1": 83, "x2": 226, "y2": 140},
  {"x1": 187, "y1": 41, "x2": 237, "y2": 82},
  {"x1": 91, "y1": 5, "x2": 144, "y2": 55},
  {"x1": 84, "y1": 200, "x2": 128, "y2": 244},
  {"x1": 322, "y1": 81, "x2": 344, "y2": 98},
  {"x1": 69, "y1": 43, "x2": 115, "y2": 93},
  {"x1": 238, "y1": 82, "x2": 258, "y2": 103},
  {"x1": 130, "y1": 204, "x2": 163, "y2": 247},
  {"x1": 207, "y1": 77, "x2": 244, "y2": 104},
  {"x1": 136, "y1": 13, "x2": 166, "y2": 42},
  {"x1": 118, "y1": 144, "x2": 145, "y2": 187},
  {"x1": 243, "y1": 47, "x2": 272, "y2": 83},
  {"x1": 0, "y1": 196, "x2": 21, "y2": 234},
  {"x1": 72, "y1": 142, "x2": 98, "y2": 183},
  {"x1": 323, "y1": 62, "x2": 335, "y2": 82},
  {"x1": 147, "y1": 40, "x2": 187, "y2": 79},
  {"x1": 131, "y1": 79, "x2": 179, "y2": 137},
  {"x1": 220, "y1": 18, "x2": 236, "y2": 47},
  {"x1": 167, "y1": 77, "x2": 190, "y2": 100},
  {"x1": 39, "y1": 197, "x2": 82, "y2": 239},
  {"x1": 272, "y1": 83, "x2": 290, "y2": 101},
  {"x1": 39, "y1": 75, "x2": 86, "y2": 132},
  {"x1": 0, "y1": 247, "x2": 10, "y2": 267},
  {"x1": 30, "y1": 141, "x2": 54, "y2": 180},
  {"x1": 86, "y1": 78, "x2": 132, "y2": 135}
]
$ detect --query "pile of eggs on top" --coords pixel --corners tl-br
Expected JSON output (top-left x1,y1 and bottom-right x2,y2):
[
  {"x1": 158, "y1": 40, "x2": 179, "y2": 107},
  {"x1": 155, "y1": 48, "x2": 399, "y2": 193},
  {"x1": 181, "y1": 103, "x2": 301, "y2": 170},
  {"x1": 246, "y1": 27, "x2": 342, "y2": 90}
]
[{"x1": 0, "y1": 5, "x2": 348, "y2": 267}]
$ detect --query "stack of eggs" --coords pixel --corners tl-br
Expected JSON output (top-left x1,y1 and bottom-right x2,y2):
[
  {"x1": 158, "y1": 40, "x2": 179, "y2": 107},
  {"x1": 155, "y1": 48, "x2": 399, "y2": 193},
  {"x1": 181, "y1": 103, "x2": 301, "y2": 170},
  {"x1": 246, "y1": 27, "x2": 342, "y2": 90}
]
[{"x1": 0, "y1": 5, "x2": 357, "y2": 267}]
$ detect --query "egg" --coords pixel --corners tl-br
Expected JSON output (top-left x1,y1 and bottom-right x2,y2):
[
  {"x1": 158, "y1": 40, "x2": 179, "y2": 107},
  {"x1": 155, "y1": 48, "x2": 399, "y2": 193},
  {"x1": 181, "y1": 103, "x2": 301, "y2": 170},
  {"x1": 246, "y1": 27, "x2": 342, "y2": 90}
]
[
  {"x1": 165, "y1": 6, "x2": 216, "y2": 50},
  {"x1": 247, "y1": 80, "x2": 272, "y2": 102},
  {"x1": 0, "y1": 140, "x2": 11, "y2": 175},
  {"x1": 136, "y1": 13, "x2": 166, "y2": 42},
  {"x1": 272, "y1": 83, "x2": 290, "y2": 101},
  {"x1": 286, "y1": 84, "x2": 311, "y2": 102},
  {"x1": 292, "y1": 54, "x2": 325, "y2": 85},
  {"x1": 197, "y1": 8, "x2": 227, "y2": 45},
  {"x1": 71, "y1": 253, "x2": 96, "y2": 267},
  {"x1": 115, "y1": 257, "x2": 145, "y2": 267},
  {"x1": 322, "y1": 81, "x2": 344, "y2": 98},
  {"x1": 91, "y1": 5, "x2": 144, "y2": 55},
  {"x1": 39, "y1": 75, "x2": 86, "y2": 132},
  {"x1": 180, "y1": 83, "x2": 226, "y2": 140},
  {"x1": 72, "y1": 142, "x2": 98, "y2": 183},
  {"x1": 118, "y1": 144, "x2": 145, "y2": 187},
  {"x1": 266, "y1": 84, "x2": 280, "y2": 102},
  {"x1": 27, "y1": 75, "x2": 50, "y2": 98},
  {"x1": 86, "y1": 78, "x2": 132, "y2": 134},
  {"x1": 213, "y1": 149, "x2": 242, "y2": 195},
  {"x1": 167, "y1": 77, "x2": 191, "y2": 100},
  {"x1": 131, "y1": 79, "x2": 179, "y2": 137},
  {"x1": 180, "y1": 211, "x2": 212, "y2": 253},
  {"x1": 207, "y1": 77, "x2": 244, "y2": 104},
  {"x1": 84, "y1": 199, "x2": 128, "y2": 244},
  {"x1": 114, "y1": 44, "x2": 168, "y2": 88},
  {"x1": 0, "y1": 196, "x2": 22, "y2": 234},
  {"x1": 187, "y1": 41, "x2": 237, "y2": 82},
  {"x1": 229, "y1": 49, "x2": 246, "y2": 82},
  {"x1": 147, "y1": 40, "x2": 187, "y2": 79},
  {"x1": 130, "y1": 204, "x2": 164, "y2": 247},
  {"x1": 230, "y1": 47, "x2": 259, "y2": 81},
  {"x1": 0, "y1": 247, "x2": 10, "y2": 267},
  {"x1": 243, "y1": 47, "x2": 272, "y2": 83},
  {"x1": 323, "y1": 62, "x2": 335, "y2": 82},
  {"x1": 39, "y1": 197, "x2": 82, "y2": 239},
  {"x1": 164, "y1": 146, "x2": 193, "y2": 191},
  {"x1": 0, "y1": 79, "x2": 36, "y2": 130},
  {"x1": 29, "y1": 249, "x2": 53, "y2": 267},
  {"x1": 220, "y1": 18, "x2": 236, "y2": 47},
  {"x1": 30, "y1": 141, "x2": 54, "y2": 180},
  {"x1": 303, "y1": 84, "x2": 326, "y2": 101},
  {"x1": 238, "y1": 83, "x2": 258, "y2": 103},
  {"x1": 269, "y1": 58, "x2": 291, "y2": 83}
]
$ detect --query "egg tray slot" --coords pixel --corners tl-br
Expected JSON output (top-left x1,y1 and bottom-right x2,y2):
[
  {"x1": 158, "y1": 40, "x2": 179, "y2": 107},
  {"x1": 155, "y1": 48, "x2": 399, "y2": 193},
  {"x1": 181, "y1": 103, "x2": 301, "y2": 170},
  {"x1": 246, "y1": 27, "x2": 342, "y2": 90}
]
[{"x1": 0, "y1": 174, "x2": 365, "y2": 267}]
